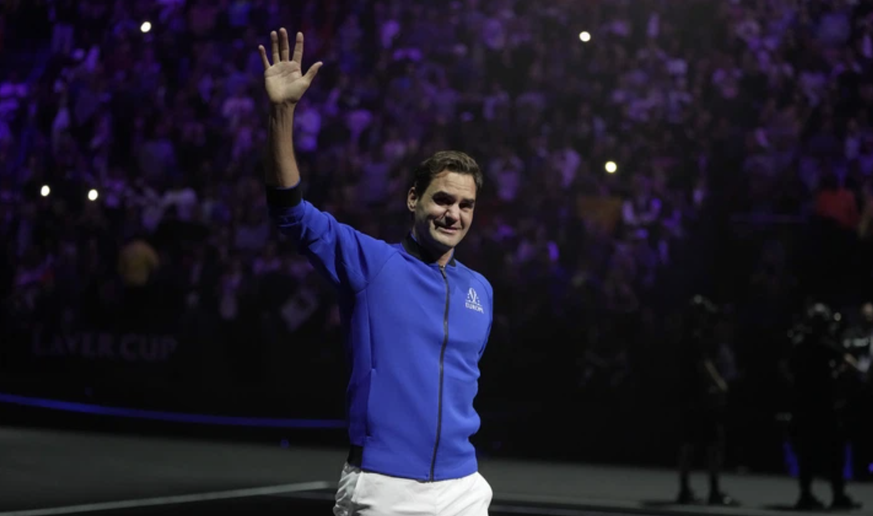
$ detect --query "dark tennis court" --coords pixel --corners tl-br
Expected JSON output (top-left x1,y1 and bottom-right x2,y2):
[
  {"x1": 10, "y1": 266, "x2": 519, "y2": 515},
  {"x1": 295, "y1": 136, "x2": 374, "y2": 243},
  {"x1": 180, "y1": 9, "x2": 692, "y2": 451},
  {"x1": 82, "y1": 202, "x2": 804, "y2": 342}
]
[{"x1": 1, "y1": 426, "x2": 869, "y2": 516}]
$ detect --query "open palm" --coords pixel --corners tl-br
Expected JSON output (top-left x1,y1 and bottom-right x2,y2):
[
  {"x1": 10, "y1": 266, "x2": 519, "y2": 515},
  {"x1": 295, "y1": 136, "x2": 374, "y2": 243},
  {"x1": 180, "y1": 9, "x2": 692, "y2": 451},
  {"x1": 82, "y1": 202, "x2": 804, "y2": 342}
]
[{"x1": 258, "y1": 28, "x2": 322, "y2": 105}]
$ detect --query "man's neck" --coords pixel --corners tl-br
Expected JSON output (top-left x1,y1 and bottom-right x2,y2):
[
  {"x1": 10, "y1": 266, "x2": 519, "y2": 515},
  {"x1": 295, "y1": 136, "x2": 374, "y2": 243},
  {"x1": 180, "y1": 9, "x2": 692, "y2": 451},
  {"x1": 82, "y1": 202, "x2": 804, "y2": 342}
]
[{"x1": 409, "y1": 228, "x2": 454, "y2": 267}]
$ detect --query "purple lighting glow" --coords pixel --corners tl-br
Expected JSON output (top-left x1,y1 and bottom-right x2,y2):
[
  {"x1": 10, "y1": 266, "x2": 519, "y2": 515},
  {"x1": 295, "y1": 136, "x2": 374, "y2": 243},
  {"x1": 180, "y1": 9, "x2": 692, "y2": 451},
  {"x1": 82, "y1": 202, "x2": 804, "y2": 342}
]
[{"x1": 0, "y1": 393, "x2": 346, "y2": 429}]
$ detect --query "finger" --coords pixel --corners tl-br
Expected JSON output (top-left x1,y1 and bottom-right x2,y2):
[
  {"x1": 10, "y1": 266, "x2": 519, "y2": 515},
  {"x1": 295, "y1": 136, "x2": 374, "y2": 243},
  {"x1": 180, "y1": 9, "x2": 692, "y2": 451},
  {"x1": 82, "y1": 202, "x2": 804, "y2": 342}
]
[
  {"x1": 280, "y1": 28, "x2": 290, "y2": 61},
  {"x1": 270, "y1": 31, "x2": 279, "y2": 64},
  {"x1": 304, "y1": 61, "x2": 323, "y2": 82},
  {"x1": 258, "y1": 45, "x2": 270, "y2": 70},
  {"x1": 292, "y1": 31, "x2": 304, "y2": 66}
]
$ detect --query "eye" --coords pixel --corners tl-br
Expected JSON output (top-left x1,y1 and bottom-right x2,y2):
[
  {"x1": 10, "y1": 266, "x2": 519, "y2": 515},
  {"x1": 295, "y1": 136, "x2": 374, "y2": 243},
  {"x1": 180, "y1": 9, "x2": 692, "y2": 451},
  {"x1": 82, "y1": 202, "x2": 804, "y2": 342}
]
[{"x1": 432, "y1": 193, "x2": 453, "y2": 205}]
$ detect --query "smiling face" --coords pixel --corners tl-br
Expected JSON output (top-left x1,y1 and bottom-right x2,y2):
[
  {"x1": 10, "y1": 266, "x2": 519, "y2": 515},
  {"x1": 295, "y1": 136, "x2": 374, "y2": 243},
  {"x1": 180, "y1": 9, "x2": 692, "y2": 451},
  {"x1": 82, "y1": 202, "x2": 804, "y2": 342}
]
[{"x1": 408, "y1": 170, "x2": 477, "y2": 264}]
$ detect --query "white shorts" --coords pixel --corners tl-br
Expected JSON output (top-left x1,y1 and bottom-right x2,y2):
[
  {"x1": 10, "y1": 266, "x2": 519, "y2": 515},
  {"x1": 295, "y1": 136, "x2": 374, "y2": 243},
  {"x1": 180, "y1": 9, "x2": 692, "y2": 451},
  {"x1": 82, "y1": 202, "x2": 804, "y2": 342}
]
[{"x1": 332, "y1": 462, "x2": 493, "y2": 516}]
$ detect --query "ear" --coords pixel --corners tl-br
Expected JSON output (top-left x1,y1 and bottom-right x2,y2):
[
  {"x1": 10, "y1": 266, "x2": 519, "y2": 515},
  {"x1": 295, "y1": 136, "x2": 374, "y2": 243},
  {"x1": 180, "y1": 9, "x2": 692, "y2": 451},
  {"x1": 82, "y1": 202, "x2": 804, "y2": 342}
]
[{"x1": 407, "y1": 186, "x2": 418, "y2": 213}]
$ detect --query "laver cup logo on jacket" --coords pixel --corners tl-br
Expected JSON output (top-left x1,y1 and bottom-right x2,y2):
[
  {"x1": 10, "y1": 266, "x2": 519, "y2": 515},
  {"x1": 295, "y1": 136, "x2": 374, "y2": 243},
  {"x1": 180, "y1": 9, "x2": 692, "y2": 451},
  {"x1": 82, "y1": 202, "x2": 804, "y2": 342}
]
[{"x1": 465, "y1": 288, "x2": 484, "y2": 313}]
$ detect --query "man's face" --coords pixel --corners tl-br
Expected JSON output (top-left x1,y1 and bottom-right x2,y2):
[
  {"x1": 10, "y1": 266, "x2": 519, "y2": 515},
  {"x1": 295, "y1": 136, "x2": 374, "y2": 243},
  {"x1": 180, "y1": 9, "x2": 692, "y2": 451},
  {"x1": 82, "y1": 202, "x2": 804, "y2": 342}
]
[{"x1": 408, "y1": 170, "x2": 477, "y2": 256}]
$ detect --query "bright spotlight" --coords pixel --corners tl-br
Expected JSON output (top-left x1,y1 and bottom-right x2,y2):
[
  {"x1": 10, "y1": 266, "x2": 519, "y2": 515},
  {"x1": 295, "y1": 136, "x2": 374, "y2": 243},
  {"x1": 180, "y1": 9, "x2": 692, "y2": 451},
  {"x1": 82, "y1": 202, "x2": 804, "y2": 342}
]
[
  {"x1": 88, "y1": 189, "x2": 99, "y2": 201},
  {"x1": 605, "y1": 161, "x2": 617, "y2": 174},
  {"x1": 579, "y1": 31, "x2": 591, "y2": 43},
  {"x1": 40, "y1": 185, "x2": 50, "y2": 197},
  {"x1": 141, "y1": 21, "x2": 152, "y2": 33}
]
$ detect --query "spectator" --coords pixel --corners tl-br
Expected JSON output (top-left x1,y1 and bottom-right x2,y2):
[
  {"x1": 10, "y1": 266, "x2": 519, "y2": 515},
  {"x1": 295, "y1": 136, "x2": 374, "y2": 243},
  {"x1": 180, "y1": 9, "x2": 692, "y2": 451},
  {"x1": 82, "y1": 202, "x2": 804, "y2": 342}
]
[
  {"x1": 815, "y1": 171, "x2": 860, "y2": 231},
  {"x1": 117, "y1": 236, "x2": 160, "y2": 309}
]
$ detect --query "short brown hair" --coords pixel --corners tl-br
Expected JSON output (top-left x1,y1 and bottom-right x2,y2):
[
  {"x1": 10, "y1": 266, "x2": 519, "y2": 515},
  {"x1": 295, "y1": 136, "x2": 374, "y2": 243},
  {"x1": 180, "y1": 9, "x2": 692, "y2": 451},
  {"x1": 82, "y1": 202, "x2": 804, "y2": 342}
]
[{"x1": 412, "y1": 150, "x2": 483, "y2": 197}]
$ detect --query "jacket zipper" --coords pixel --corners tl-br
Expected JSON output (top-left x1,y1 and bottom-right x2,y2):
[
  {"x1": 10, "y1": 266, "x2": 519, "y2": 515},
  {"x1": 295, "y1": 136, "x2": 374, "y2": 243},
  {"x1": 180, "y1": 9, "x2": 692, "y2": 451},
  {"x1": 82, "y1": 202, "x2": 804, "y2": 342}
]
[{"x1": 430, "y1": 265, "x2": 450, "y2": 481}]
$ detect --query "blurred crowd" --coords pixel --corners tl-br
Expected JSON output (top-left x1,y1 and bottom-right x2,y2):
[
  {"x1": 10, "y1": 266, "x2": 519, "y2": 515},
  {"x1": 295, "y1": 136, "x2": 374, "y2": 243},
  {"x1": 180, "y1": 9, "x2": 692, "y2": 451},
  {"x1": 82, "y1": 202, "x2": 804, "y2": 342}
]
[
  {"x1": 1, "y1": 0, "x2": 873, "y2": 468},
  {"x1": 0, "y1": 0, "x2": 716, "y2": 385}
]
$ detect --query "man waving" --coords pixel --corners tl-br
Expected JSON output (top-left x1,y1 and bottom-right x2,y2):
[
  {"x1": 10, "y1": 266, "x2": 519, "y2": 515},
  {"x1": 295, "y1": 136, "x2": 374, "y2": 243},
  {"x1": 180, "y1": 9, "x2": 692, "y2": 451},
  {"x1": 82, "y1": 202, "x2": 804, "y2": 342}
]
[{"x1": 259, "y1": 28, "x2": 495, "y2": 516}]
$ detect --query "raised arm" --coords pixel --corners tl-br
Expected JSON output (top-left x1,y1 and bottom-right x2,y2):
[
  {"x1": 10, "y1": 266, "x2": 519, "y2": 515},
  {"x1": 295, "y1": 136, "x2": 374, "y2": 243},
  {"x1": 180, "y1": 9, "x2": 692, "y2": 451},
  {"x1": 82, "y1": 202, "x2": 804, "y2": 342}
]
[
  {"x1": 258, "y1": 28, "x2": 322, "y2": 188},
  {"x1": 258, "y1": 28, "x2": 392, "y2": 294}
]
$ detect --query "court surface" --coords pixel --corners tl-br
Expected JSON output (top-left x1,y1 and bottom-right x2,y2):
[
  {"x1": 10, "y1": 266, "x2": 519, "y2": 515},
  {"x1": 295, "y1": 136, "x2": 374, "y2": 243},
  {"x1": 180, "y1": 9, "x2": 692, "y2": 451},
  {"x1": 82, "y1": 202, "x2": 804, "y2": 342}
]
[{"x1": 0, "y1": 427, "x2": 869, "y2": 516}]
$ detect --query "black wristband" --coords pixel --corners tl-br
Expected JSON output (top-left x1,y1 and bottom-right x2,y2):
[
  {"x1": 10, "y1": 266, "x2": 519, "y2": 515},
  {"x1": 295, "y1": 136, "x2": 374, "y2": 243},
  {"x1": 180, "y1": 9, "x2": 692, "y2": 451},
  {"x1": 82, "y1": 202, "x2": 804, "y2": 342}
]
[{"x1": 265, "y1": 184, "x2": 303, "y2": 208}]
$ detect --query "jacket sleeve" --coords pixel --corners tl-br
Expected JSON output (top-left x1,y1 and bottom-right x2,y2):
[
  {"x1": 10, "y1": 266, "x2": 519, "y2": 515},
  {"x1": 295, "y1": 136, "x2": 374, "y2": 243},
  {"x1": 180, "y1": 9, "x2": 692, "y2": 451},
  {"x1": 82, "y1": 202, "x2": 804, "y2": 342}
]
[{"x1": 266, "y1": 184, "x2": 394, "y2": 294}]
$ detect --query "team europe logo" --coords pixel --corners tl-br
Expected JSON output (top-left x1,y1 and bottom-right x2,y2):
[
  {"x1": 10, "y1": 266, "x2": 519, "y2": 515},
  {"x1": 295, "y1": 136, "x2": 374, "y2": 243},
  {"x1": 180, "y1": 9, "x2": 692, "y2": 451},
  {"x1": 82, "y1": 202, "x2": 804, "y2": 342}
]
[{"x1": 465, "y1": 287, "x2": 484, "y2": 313}]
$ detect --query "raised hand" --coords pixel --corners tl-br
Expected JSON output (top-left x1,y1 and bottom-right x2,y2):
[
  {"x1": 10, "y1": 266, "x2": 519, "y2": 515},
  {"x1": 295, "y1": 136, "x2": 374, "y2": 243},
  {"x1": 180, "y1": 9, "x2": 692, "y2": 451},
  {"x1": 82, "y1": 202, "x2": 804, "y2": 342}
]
[{"x1": 258, "y1": 28, "x2": 322, "y2": 106}]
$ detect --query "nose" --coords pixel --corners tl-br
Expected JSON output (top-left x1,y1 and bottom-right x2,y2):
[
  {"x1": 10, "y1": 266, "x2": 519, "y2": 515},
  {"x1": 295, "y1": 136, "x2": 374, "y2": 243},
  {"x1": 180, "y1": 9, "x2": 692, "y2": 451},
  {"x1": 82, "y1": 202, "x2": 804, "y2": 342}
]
[{"x1": 444, "y1": 204, "x2": 460, "y2": 223}]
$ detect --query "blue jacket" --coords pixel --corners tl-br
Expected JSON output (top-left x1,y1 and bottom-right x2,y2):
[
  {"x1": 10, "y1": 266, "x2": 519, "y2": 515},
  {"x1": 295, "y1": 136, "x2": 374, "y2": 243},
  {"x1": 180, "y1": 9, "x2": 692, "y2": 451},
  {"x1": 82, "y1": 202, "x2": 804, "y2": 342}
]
[{"x1": 266, "y1": 185, "x2": 493, "y2": 481}]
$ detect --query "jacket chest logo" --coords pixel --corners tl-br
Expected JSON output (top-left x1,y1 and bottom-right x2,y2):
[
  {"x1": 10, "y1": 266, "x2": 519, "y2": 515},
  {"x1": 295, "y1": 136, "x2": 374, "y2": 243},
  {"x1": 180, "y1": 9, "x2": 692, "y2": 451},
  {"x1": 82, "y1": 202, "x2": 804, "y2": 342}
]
[{"x1": 465, "y1": 287, "x2": 484, "y2": 314}]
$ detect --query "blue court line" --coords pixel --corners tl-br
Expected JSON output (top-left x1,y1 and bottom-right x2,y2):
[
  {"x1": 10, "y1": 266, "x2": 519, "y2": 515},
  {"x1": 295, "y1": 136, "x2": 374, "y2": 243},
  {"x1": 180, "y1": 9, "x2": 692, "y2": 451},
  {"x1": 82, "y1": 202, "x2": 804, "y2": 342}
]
[{"x1": 0, "y1": 393, "x2": 347, "y2": 429}]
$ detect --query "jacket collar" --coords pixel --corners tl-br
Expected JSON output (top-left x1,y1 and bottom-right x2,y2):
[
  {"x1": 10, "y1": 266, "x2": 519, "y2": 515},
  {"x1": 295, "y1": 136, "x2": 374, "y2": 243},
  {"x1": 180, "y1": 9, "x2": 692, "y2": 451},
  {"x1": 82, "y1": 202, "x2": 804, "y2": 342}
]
[{"x1": 402, "y1": 232, "x2": 456, "y2": 267}]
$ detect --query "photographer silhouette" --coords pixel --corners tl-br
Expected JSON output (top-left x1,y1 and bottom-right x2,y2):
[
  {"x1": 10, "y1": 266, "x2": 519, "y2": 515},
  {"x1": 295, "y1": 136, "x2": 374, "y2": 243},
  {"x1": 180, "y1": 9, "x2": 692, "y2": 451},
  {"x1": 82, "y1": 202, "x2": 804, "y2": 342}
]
[{"x1": 787, "y1": 302, "x2": 861, "y2": 511}]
